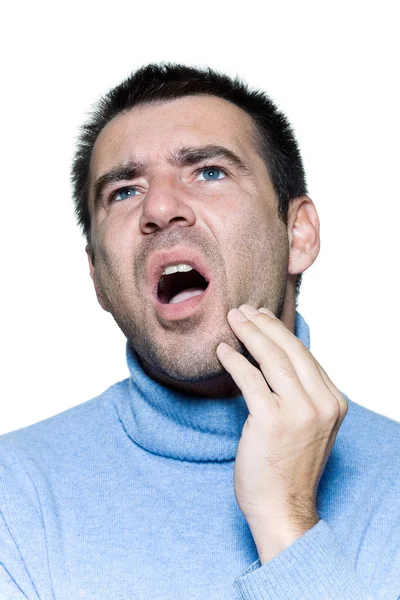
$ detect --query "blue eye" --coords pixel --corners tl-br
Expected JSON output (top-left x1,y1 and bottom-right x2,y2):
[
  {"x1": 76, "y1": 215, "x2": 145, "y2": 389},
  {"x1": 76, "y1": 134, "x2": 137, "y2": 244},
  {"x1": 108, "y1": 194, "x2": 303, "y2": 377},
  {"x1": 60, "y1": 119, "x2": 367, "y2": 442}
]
[
  {"x1": 196, "y1": 167, "x2": 226, "y2": 182},
  {"x1": 113, "y1": 187, "x2": 139, "y2": 202}
]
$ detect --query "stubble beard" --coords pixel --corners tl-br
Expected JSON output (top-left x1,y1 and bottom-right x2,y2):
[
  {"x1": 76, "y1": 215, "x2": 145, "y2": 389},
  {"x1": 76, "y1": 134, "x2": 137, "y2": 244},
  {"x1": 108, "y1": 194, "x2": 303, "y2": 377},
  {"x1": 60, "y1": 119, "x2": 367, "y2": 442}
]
[
  {"x1": 93, "y1": 222, "x2": 289, "y2": 386},
  {"x1": 95, "y1": 263, "x2": 288, "y2": 386}
]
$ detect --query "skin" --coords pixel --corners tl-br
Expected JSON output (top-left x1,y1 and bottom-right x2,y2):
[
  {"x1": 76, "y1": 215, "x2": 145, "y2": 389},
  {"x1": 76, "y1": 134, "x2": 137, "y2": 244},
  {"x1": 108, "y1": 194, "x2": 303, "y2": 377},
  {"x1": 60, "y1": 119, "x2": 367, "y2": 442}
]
[
  {"x1": 217, "y1": 306, "x2": 347, "y2": 563},
  {"x1": 87, "y1": 94, "x2": 320, "y2": 398},
  {"x1": 86, "y1": 93, "x2": 348, "y2": 563}
]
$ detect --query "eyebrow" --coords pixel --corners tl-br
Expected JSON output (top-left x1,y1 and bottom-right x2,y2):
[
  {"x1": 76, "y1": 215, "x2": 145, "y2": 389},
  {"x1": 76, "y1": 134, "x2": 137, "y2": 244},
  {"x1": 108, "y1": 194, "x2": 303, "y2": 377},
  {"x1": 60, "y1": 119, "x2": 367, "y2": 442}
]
[{"x1": 92, "y1": 145, "x2": 255, "y2": 212}]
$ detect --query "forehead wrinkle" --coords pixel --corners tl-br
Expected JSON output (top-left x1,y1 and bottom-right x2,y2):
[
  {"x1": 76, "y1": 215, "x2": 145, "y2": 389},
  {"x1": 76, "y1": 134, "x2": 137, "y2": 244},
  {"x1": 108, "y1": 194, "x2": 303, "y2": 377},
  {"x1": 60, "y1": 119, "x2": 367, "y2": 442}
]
[{"x1": 90, "y1": 139, "x2": 263, "y2": 216}]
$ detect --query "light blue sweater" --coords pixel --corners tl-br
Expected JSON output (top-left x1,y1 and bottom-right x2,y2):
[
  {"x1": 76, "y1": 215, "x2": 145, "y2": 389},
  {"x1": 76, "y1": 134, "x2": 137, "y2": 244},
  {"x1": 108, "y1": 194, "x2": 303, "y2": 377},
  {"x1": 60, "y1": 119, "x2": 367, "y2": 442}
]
[{"x1": 0, "y1": 311, "x2": 399, "y2": 600}]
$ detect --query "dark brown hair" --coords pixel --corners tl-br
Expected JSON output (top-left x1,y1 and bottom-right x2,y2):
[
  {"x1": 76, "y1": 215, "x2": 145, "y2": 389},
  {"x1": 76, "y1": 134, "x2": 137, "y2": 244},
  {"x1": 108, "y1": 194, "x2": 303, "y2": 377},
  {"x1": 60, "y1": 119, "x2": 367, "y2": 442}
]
[{"x1": 71, "y1": 62, "x2": 307, "y2": 302}]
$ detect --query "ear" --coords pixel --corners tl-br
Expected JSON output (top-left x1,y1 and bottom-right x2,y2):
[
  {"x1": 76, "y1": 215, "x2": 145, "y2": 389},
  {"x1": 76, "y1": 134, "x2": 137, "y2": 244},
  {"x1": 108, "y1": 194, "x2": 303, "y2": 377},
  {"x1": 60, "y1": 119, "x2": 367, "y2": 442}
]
[
  {"x1": 85, "y1": 244, "x2": 110, "y2": 313},
  {"x1": 287, "y1": 196, "x2": 320, "y2": 276}
]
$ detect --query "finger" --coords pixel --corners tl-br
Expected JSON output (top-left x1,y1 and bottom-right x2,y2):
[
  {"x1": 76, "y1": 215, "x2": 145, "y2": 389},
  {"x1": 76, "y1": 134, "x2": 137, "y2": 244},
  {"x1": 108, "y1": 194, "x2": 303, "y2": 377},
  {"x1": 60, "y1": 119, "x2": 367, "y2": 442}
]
[
  {"x1": 227, "y1": 308, "x2": 311, "y2": 409},
  {"x1": 258, "y1": 306, "x2": 348, "y2": 426},
  {"x1": 243, "y1": 306, "x2": 338, "y2": 416},
  {"x1": 216, "y1": 342, "x2": 279, "y2": 418},
  {"x1": 312, "y1": 358, "x2": 349, "y2": 424}
]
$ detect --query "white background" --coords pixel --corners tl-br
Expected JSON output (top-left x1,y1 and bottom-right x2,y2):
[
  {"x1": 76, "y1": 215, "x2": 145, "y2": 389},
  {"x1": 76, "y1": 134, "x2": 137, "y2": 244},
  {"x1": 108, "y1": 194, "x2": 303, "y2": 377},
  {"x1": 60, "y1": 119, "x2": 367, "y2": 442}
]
[{"x1": 1, "y1": 1, "x2": 399, "y2": 434}]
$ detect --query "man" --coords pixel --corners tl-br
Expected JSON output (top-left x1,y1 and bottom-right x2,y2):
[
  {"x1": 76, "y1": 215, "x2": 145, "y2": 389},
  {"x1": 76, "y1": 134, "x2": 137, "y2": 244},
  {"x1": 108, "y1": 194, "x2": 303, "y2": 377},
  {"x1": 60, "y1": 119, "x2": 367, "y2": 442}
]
[{"x1": 0, "y1": 63, "x2": 399, "y2": 600}]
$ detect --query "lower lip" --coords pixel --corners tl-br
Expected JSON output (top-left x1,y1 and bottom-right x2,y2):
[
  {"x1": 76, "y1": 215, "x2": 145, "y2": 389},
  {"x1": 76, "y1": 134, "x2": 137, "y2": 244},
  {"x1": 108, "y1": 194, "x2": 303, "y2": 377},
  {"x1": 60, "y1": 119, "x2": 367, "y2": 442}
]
[{"x1": 153, "y1": 284, "x2": 211, "y2": 320}]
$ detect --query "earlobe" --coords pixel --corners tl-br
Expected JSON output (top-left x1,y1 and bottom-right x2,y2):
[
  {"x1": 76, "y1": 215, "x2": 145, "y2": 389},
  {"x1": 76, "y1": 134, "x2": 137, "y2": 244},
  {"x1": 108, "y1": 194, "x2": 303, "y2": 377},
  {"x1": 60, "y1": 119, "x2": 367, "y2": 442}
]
[
  {"x1": 287, "y1": 196, "x2": 320, "y2": 275},
  {"x1": 85, "y1": 245, "x2": 110, "y2": 313}
]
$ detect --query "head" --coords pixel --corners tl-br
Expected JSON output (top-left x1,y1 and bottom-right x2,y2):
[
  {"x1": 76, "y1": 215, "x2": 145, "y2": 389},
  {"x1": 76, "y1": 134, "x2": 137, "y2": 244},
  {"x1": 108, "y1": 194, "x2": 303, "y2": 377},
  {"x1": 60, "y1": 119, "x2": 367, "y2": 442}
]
[{"x1": 71, "y1": 63, "x2": 320, "y2": 396}]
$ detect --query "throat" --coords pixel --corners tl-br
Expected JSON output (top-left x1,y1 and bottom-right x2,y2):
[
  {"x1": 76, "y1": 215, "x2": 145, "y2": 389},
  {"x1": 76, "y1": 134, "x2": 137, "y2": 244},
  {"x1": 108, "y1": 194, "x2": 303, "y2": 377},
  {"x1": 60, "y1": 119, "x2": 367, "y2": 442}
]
[{"x1": 158, "y1": 270, "x2": 208, "y2": 304}]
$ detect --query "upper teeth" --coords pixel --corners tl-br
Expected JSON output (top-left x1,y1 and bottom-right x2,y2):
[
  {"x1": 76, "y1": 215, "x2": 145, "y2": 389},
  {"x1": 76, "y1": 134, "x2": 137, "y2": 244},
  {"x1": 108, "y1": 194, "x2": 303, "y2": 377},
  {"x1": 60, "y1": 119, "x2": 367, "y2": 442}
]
[{"x1": 162, "y1": 264, "x2": 193, "y2": 275}]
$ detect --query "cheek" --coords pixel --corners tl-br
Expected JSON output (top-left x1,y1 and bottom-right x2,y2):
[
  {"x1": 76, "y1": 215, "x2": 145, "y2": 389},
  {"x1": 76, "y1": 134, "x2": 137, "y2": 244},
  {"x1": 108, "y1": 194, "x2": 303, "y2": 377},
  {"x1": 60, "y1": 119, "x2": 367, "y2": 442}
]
[
  {"x1": 224, "y1": 212, "x2": 287, "y2": 285},
  {"x1": 93, "y1": 229, "x2": 131, "y2": 287},
  {"x1": 96, "y1": 213, "x2": 136, "y2": 264},
  {"x1": 219, "y1": 219, "x2": 259, "y2": 289}
]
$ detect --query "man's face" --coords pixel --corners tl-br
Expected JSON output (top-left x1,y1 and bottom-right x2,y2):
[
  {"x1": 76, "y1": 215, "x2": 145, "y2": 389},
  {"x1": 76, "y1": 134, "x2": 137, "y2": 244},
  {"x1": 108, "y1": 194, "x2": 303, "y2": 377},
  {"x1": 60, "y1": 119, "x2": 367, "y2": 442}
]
[{"x1": 88, "y1": 95, "x2": 290, "y2": 383}]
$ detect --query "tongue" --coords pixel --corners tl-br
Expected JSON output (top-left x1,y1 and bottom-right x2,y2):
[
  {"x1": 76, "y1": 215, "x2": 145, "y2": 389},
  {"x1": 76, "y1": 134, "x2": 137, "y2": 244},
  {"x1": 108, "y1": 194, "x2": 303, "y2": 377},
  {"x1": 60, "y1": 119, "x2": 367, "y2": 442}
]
[{"x1": 169, "y1": 288, "x2": 204, "y2": 304}]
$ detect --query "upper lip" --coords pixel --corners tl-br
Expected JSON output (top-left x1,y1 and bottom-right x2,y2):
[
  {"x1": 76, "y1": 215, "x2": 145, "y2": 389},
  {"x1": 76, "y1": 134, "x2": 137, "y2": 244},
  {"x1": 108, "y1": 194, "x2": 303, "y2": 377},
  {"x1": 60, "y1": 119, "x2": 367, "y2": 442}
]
[{"x1": 146, "y1": 248, "x2": 212, "y2": 301}]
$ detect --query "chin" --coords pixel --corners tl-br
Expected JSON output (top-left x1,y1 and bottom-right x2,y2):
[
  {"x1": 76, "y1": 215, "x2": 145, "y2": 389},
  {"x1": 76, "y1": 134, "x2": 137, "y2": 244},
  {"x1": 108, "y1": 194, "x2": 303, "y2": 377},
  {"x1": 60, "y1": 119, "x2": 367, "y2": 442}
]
[
  {"x1": 131, "y1": 314, "x2": 245, "y2": 385},
  {"x1": 148, "y1": 351, "x2": 228, "y2": 384}
]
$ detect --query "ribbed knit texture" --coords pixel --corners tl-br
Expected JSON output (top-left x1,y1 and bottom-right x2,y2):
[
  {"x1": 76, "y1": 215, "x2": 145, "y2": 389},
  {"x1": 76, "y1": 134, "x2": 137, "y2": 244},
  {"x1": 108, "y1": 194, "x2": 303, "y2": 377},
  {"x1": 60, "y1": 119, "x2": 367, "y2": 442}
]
[{"x1": 0, "y1": 311, "x2": 399, "y2": 599}]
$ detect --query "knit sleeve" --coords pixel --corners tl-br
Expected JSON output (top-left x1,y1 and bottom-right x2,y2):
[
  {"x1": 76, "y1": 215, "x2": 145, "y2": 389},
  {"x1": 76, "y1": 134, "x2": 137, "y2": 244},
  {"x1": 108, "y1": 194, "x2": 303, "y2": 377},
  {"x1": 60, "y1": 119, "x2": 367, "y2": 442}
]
[
  {"x1": 0, "y1": 450, "x2": 51, "y2": 600},
  {"x1": 0, "y1": 566, "x2": 35, "y2": 600},
  {"x1": 233, "y1": 519, "x2": 400, "y2": 600},
  {"x1": 0, "y1": 509, "x2": 40, "y2": 599}
]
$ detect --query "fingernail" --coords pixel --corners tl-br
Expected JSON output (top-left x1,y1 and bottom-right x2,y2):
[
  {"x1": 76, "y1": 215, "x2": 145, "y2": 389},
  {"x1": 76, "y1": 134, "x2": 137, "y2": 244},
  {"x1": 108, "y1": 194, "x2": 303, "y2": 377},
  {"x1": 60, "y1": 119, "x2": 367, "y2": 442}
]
[
  {"x1": 258, "y1": 307, "x2": 276, "y2": 318},
  {"x1": 239, "y1": 304, "x2": 259, "y2": 317},
  {"x1": 230, "y1": 308, "x2": 249, "y2": 322}
]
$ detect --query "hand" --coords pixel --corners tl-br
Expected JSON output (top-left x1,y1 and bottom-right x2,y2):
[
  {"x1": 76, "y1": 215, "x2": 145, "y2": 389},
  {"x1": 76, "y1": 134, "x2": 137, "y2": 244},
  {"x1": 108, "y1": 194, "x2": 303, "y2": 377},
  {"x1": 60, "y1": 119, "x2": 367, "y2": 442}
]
[{"x1": 216, "y1": 304, "x2": 348, "y2": 563}]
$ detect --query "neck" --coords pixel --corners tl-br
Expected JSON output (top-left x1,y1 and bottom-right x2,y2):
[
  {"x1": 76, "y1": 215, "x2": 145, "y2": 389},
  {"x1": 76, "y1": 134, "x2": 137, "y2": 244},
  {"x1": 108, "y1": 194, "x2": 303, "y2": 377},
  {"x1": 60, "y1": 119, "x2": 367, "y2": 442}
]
[
  {"x1": 137, "y1": 355, "x2": 242, "y2": 398},
  {"x1": 278, "y1": 275, "x2": 296, "y2": 334},
  {"x1": 119, "y1": 306, "x2": 310, "y2": 461}
]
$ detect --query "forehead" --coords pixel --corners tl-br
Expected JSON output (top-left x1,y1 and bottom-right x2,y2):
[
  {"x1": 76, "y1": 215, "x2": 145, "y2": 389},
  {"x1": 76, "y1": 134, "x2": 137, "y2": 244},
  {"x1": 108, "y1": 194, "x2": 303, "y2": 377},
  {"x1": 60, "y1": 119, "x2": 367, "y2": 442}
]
[{"x1": 90, "y1": 95, "x2": 260, "y2": 178}]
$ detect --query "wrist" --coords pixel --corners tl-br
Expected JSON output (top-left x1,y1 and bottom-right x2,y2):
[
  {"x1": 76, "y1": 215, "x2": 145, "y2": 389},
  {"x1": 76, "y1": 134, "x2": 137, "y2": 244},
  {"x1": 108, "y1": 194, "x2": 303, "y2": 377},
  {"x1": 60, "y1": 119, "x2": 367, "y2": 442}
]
[{"x1": 246, "y1": 514, "x2": 320, "y2": 565}]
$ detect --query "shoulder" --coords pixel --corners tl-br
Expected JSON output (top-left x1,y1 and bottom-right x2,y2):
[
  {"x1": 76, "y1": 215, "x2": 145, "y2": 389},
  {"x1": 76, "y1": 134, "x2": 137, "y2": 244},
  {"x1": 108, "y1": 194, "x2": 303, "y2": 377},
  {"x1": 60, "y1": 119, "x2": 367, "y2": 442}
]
[
  {"x1": 340, "y1": 394, "x2": 400, "y2": 461},
  {"x1": 323, "y1": 393, "x2": 400, "y2": 504},
  {"x1": 0, "y1": 378, "x2": 130, "y2": 469},
  {"x1": 323, "y1": 395, "x2": 400, "y2": 585}
]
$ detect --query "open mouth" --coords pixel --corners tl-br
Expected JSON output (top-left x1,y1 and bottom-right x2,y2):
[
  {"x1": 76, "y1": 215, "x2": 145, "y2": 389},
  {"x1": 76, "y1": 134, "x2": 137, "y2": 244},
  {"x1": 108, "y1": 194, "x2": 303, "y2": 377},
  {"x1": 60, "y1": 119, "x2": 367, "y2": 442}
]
[{"x1": 157, "y1": 269, "x2": 209, "y2": 304}]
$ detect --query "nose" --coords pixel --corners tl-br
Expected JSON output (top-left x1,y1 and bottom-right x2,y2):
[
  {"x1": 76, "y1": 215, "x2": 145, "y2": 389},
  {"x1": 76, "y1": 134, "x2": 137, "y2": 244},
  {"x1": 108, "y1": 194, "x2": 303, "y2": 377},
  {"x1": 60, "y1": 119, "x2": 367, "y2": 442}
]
[{"x1": 138, "y1": 175, "x2": 196, "y2": 234}]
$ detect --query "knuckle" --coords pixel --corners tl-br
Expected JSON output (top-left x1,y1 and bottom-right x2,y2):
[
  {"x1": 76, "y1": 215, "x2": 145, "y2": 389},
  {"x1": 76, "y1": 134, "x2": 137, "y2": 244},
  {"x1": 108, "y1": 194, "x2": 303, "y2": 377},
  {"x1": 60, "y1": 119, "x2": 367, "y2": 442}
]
[
  {"x1": 278, "y1": 362, "x2": 297, "y2": 379},
  {"x1": 339, "y1": 394, "x2": 349, "y2": 419},
  {"x1": 243, "y1": 369, "x2": 265, "y2": 391},
  {"x1": 297, "y1": 404, "x2": 318, "y2": 427},
  {"x1": 322, "y1": 401, "x2": 341, "y2": 422},
  {"x1": 296, "y1": 339, "x2": 310, "y2": 356},
  {"x1": 267, "y1": 346, "x2": 287, "y2": 362}
]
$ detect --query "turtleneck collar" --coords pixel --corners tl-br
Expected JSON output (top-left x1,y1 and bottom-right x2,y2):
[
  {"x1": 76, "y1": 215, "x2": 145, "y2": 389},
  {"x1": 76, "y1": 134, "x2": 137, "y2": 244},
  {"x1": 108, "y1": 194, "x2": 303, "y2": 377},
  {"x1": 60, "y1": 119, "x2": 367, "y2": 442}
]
[{"x1": 116, "y1": 311, "x2": 311, "y2": 462}]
